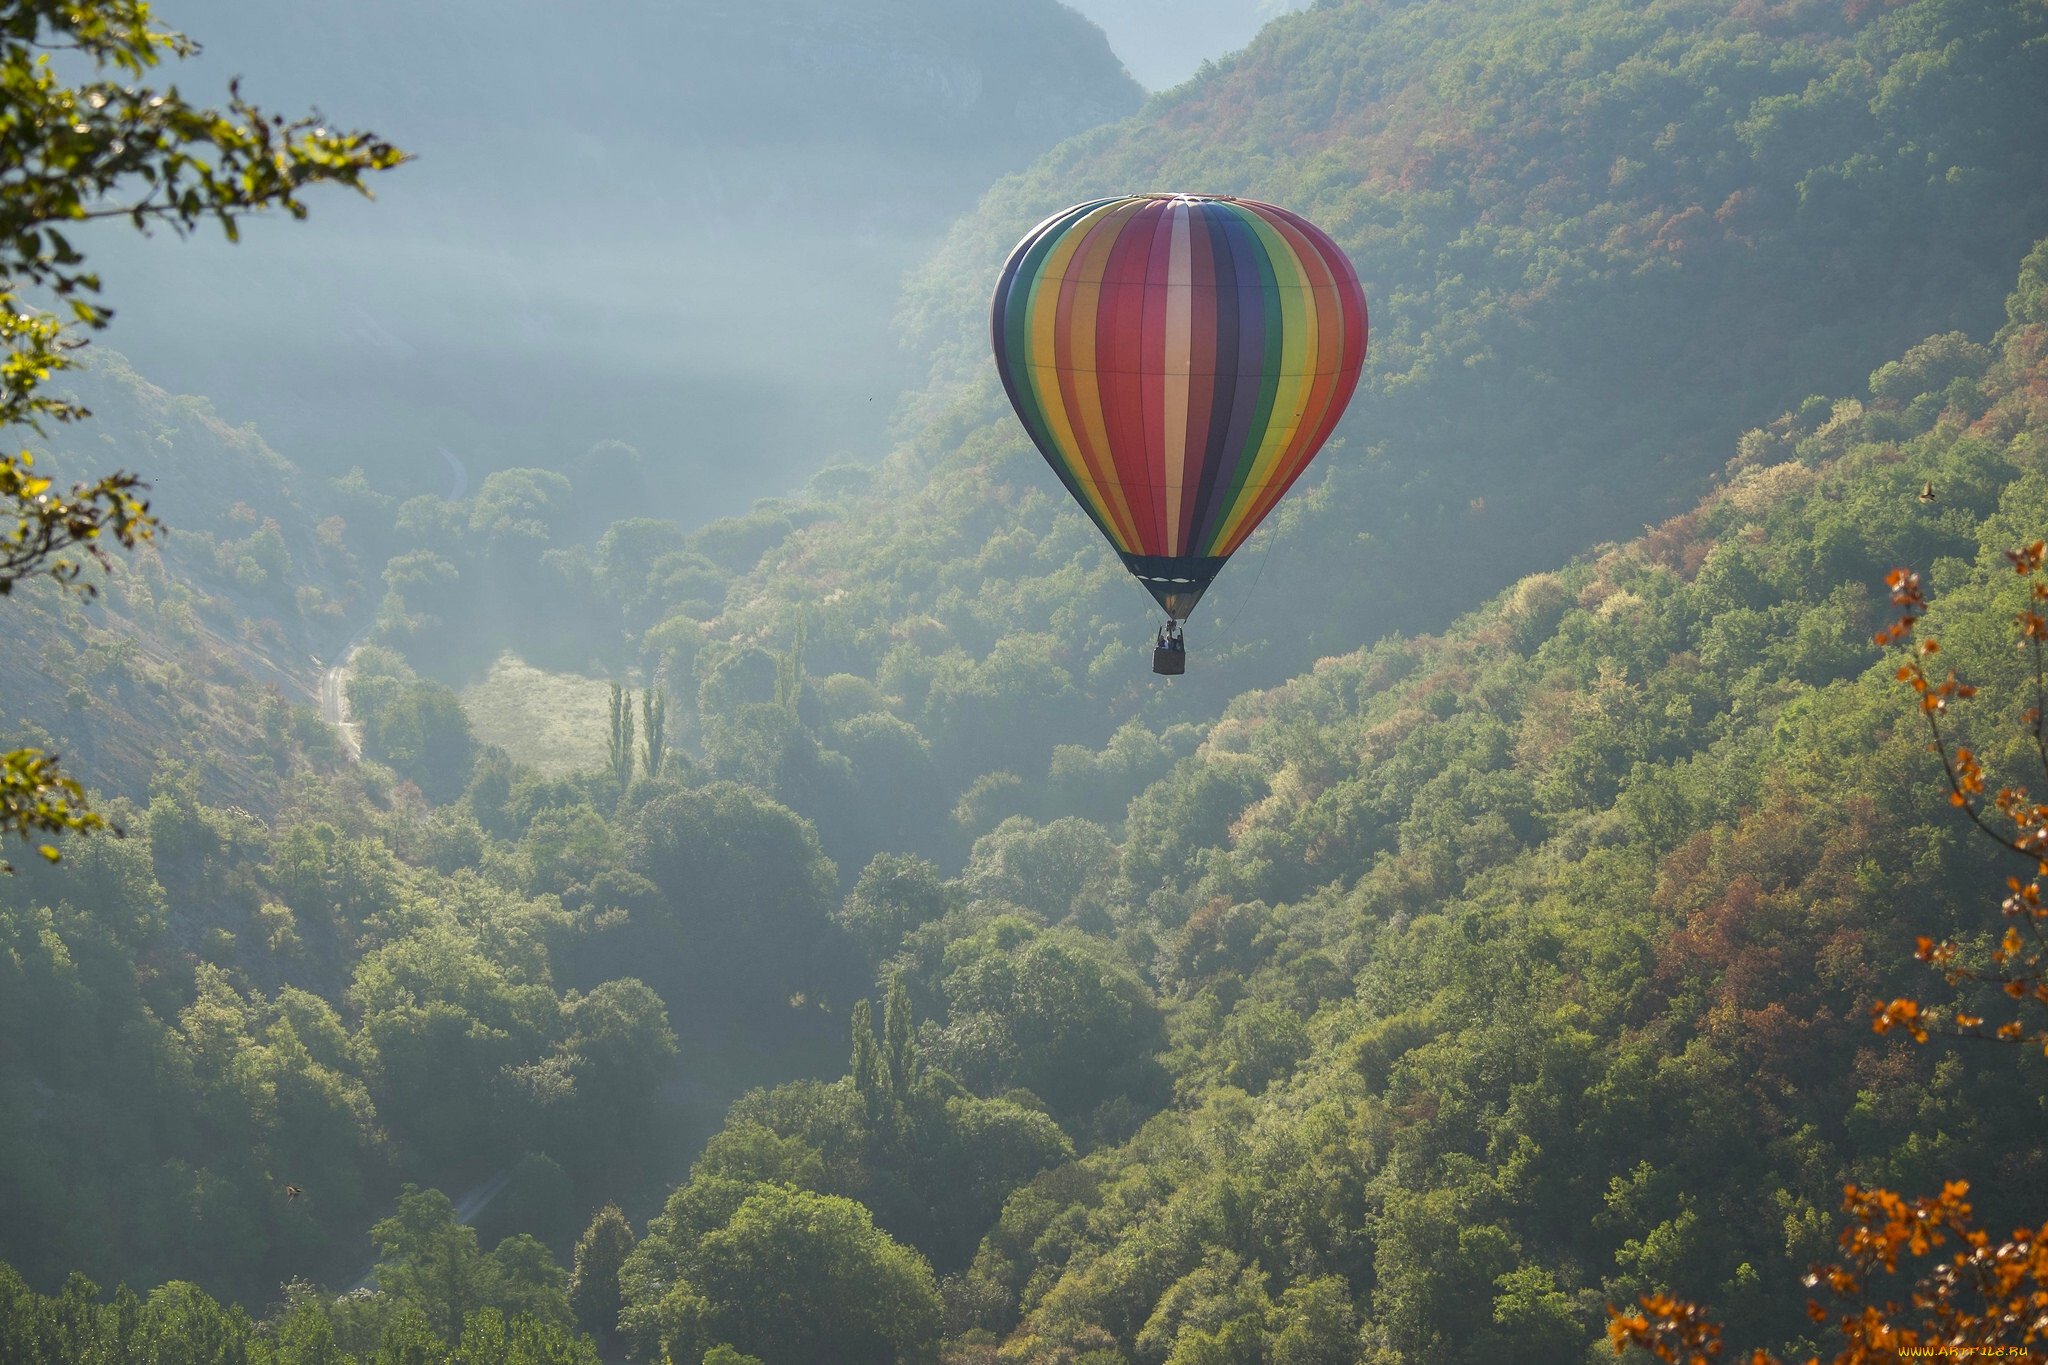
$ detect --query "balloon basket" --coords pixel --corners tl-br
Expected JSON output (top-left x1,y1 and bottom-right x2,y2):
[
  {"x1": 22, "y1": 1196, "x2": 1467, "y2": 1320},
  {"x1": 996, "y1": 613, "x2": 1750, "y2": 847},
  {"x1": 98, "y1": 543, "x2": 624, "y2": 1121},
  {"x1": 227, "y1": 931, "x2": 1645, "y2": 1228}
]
[{"x1": 1152, "y1": 647, "x2": 1186, "y2": 676}]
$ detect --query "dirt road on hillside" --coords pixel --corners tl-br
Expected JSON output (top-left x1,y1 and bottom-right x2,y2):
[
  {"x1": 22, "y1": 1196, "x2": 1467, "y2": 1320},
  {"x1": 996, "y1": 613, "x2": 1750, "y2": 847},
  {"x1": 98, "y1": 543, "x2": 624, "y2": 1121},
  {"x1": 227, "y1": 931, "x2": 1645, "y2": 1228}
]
[{"x1": 317, "y1": 450, "x2": 469, "y2": 761}]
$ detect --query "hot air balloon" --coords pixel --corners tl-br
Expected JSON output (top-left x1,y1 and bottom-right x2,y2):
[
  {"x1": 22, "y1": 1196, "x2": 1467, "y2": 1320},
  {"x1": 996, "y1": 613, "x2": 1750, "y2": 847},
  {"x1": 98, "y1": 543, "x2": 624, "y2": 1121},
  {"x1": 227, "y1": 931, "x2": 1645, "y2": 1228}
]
[{"x1": 991, "y1": 194, "x2": 1368, "y2": 675}]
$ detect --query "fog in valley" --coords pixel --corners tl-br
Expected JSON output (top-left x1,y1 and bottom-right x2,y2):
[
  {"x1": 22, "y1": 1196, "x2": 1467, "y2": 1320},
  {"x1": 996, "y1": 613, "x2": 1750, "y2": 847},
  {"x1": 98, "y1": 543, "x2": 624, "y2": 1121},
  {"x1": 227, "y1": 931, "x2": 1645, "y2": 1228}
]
[{"x1": 80, "y1": 0, "x2": 1141, "y2": 516}]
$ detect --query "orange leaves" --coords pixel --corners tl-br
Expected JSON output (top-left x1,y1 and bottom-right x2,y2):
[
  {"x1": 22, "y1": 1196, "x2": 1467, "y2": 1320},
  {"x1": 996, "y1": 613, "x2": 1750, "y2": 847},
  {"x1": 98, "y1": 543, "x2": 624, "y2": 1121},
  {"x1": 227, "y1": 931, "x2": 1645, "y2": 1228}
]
[
  {"x1": 1951, "y1": 748, "x2": 1984, "y2": 801},
  {"x1": 1993, "y1": 794, "x2": 2048, "y2": 838},
  {"x1": 1799, "y1": 1183, "x2": 2048, "y2": 1360},
  {"x1": 1876, "y1": 552, "x2": 2048, "y2": 1055},
  {"x1": 1874, "y1": 568, "x2": 1928, "y2": 644},
  {"x1": 1606, "y1": 1292, "x2": 1737, "y2": 1363},
  {"x1": 1835, "y1": 1180, "x2": 1971, "y2": 1270},
  {"x1": 1874, "y1": 571, "x2": 1919, "y2": 645},
  {"x1": 1608, "y1": 1185, "x2": 2048, "y2": 1361},
  {"x1": 1893, "y1": 652, "x2": 1971, "y2": 723},
  {"x1": 1913, "y1": 935, "x2": 1959, "y2": 967},
  {"x1": 1887, "y1": 566, "x2": 1927, "y2": 609},
  {"x1": 1871, "y1": 997, "x2": 1930, "y2": 1043},
  {"x1": 1618, "y1": 547, "x2": 2048, "y2": 1365},
  {"x1": 1918, "y1": 673, "x2": 1976, "y2": 717}
]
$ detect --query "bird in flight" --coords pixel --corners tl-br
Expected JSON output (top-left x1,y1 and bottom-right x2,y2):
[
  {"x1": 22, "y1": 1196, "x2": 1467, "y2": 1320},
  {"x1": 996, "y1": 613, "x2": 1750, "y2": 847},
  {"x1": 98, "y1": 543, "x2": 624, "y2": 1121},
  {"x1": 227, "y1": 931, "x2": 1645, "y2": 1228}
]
[
  {"x1": 285, "y1": 1185, "x2": 302, "y2": 1202},
  {"x1": 1919, "y1": 481, "x2": 1937, "y2": 503}
]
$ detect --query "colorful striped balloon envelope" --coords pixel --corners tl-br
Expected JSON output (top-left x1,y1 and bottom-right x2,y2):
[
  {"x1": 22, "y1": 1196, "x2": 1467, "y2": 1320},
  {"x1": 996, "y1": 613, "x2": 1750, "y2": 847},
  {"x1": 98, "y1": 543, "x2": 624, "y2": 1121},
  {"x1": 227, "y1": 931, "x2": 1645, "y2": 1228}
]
[{"x1": 991, "y1": 193, "x2": 1368, "y2": 621}]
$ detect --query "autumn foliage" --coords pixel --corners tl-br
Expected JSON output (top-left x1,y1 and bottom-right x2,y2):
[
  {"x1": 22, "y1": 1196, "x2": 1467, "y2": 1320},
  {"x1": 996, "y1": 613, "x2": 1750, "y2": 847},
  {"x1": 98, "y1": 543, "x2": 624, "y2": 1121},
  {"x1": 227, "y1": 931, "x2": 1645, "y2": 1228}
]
[{"x1": 1610, "y1": 547, "x2": 2048, "y2": 1360}]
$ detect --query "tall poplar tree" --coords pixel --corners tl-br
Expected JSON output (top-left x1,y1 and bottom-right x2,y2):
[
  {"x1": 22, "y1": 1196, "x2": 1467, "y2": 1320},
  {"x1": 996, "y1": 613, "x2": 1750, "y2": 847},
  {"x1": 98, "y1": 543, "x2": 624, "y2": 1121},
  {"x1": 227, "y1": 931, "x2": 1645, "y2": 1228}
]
[
  {"x1": 641, "y1": 685, "x2": 666, "y2": 779},
  {"x1": 569, "y1": 1203, "x2": 635, "y2": 1351},
  {"x1": 607, "y1": 683, "x2": 635, "y2": 792}
]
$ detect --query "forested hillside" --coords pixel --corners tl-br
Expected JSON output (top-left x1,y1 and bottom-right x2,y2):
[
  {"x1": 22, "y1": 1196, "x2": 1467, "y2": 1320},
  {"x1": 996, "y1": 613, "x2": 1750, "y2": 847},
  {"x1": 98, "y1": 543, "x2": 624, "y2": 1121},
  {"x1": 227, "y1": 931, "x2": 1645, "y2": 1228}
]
[
  {"x1": 7, "y1": 0, "x2": 2048, "y2": 1360},
  {"x1": 11, "y1": 222, "x2": 2045, "y2": 1365},
  {"x1": 3, "y1": 351, "x2": 369, "y2": 811},
  {"x1": 588, "y1": 239, "x2": 2048, "y2": 1364}
]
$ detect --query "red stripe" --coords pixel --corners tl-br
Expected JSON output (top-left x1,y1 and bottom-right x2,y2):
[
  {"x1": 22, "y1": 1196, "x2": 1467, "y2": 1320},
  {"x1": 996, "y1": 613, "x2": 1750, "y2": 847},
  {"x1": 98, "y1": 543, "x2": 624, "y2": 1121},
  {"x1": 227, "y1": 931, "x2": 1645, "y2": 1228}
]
[
  {"x1": 1096, "y1": 203, "x2": 1164, "y2": 552},
  {"x1": 1293, "y1": 218, "x2": 1367, "y2": 473},
  {"x1": 1181, "y1": 207, "x2": 1218, "y2": 552},
  {"x1": 1140, "y1": 204, "x2": 1175, "y2": 554},
  {"x1": 1056, "y1": 203, "x2": 1143, "y2": 547}
]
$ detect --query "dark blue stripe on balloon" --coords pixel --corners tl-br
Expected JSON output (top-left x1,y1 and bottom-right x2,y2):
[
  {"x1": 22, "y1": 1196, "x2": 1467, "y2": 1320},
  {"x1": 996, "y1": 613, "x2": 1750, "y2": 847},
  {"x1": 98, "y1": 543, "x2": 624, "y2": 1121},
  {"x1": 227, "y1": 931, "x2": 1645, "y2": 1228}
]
[{"x1": 1194, "y1": 207, "x2": 1270, "y2": 553}]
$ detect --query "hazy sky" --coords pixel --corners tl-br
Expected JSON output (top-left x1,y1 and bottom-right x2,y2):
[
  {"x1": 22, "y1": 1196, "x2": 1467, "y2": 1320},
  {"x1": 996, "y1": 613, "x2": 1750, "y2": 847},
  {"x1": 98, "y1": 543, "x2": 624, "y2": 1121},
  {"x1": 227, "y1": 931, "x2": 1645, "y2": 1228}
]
[{"x1": 1065, "y1": 0, "x2": 1310, "y2": 89}]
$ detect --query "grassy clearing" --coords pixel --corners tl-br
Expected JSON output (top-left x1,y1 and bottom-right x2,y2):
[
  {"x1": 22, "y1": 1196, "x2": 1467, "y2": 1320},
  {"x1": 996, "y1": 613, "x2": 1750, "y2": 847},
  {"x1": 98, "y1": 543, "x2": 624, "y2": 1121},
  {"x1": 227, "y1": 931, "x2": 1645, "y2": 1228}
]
[{"x1": 459, "y1": 652, "x2": 611, "y2": 776}]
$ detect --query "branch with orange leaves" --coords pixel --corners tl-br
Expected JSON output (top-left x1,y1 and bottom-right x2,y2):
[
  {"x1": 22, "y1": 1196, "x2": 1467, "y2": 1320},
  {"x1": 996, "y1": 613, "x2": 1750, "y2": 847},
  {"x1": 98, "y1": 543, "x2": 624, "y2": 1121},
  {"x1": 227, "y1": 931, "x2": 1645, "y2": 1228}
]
[
  {"x1": 1609, "y1": 1182, "x2": 2048, "y2": 1363},
  {"x1": 1872, "y1": 548, "x2": 2048, "y2": 1057}
]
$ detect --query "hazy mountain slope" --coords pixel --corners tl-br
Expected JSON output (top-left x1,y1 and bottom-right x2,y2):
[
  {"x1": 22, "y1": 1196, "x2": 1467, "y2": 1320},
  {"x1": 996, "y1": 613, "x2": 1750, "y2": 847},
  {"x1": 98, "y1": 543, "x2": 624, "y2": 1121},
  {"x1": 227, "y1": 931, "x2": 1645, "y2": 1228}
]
[
  {"x1": 671, "y1": 239, "x2": 2048, "y2": 1363},
  {"x1": 78, "y1": 0, "x2": 1143, "y2": 516},
  {"x1": 3, "y1": 352, "x2": 369, "y2": 811}
]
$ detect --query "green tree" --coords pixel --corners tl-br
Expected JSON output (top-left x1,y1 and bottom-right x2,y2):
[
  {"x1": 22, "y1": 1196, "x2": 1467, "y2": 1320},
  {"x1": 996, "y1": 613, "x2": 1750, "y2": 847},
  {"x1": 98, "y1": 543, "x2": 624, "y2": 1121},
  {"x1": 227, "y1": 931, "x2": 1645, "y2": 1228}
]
[
  {"x1": 130, "y1": 1279, "x2": 255, "y2": 1363},
  {"x1": 1267, "y1": 1276, "x2": 1357, "y2": 1365},
  {"x1": 0, "y1": 0, "x2": 400, "y2": 865},
  {"x1": 929, "y1": 921, "x2": 1164, "y2": 1117},
  {"x1": 882, "y1": 975, "x2": 918, "y2": 1103},
  {"x1": 641, "y1": 685, "x2": 667, "y2": 780},
  {"x1": 370, "y1": 1185, "x2": 488, "y2": 1342},
  {"x1": 372, "y1": 681, "x2": 477, "y2": 804},
  {"x1": 851, "y1": 997, "x2": 886, "y2": 1124},
  {"x1": 608, "y1": 683, "x2": 635, "y2": 793},
  {"x1": 701, "y1": 1347, "x2": 765, "y2": 1365},
  {"x1": 836, "y1": 853, "x2": 950, "y2": 961},
  {"x1": 626, "y1": 781, "x2": 837, "y2": 1010},
  {"x1": 264, "y1": 1285, "x2": 348, "y2": 1365},
  {"x1": 481, "y1": 1235, "x2": 572, "y2": 1331},
  {"x1": 373, "y1": 1304, "x2": 443, "y2": 1365},
  {"x1": 775, "y1": 617, "x2": 808, "y2": 712},
  {"x1": 548, "y1": 978, "x2": 678, "y2": 1161},
  {"x1": 1216, "y1": 1000, "x2": 1310, "y2": 1095},
  {"x1": 568, "y1": 1204, "x2": 634, "y2": 1350},
  {"x1": 690, "y1": 1185, "x2": 941, "y2": 1364},
  {"x1": 963, "y1": 816, "x2": 1118, "y2": 922},
  {"x1": 452, "y1": 1309, "x2": 599, "y2": 1365}
]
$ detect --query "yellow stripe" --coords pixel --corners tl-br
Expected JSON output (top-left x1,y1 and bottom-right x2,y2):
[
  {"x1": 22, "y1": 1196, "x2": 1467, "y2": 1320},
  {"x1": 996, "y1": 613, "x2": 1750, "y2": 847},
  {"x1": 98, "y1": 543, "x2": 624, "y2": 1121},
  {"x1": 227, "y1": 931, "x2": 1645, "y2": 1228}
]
[{"x1": 1025, "y1": 203, "x2": 1122, "y2": 540}]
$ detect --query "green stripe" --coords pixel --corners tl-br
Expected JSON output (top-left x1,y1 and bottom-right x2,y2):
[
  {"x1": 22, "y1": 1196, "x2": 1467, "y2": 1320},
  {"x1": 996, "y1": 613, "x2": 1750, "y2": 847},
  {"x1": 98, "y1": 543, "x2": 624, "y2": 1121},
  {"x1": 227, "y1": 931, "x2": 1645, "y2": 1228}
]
[{"x1": 1202, "y1": 204, "x2": 1286, "y2": 556}]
